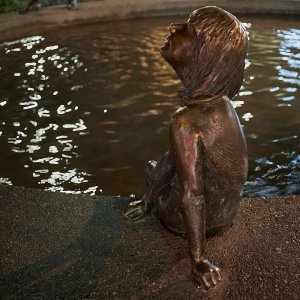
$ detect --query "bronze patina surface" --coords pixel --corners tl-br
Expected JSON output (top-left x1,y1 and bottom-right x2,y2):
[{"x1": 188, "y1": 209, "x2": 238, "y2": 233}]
[{"x1": 124, "y1": 6, "x2": 249, "y2": 289}]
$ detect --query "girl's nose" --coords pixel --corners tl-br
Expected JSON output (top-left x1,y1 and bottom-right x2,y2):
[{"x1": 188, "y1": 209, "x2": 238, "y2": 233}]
[{"x1": 169, "y1": 23, "x2": 187, "y2": 34}]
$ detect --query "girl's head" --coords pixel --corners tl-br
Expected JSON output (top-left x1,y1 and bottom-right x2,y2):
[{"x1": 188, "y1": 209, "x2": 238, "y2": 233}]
[{"x1": 161, "y1": 6, "x2": 249, "y2": 102}]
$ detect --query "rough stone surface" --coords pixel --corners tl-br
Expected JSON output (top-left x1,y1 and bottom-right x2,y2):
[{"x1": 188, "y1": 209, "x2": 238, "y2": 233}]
[
  {"x1": 0, "y1": 0, "x2": 300, "y2": 43},
  {"x1": 0, "y1": 184, "x2": 299, "y2": 299}
]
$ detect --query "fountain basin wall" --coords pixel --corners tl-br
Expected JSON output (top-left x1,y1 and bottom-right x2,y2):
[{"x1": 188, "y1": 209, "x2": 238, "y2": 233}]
[{"x1": 1, "y1": 0, "x2": 300, "y2": 42}]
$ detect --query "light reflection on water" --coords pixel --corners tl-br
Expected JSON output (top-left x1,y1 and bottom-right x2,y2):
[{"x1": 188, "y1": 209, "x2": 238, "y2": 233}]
[{"x1": 0, "y1": 16, "x2": 299, "y2": 197}]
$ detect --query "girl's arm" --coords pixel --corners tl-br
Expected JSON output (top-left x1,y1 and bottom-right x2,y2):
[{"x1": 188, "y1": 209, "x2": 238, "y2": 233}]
[{"x1": 170, "y1": 114, "x2": 221, "y2": 289}]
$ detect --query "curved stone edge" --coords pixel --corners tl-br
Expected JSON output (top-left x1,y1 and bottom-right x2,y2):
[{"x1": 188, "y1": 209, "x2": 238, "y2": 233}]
[
  {"x1": 1, "y1": 0, "x2": 300, "y2": 43},
  {"x1": 0, "y1": 183, "x2": 299, "y2": 299}
]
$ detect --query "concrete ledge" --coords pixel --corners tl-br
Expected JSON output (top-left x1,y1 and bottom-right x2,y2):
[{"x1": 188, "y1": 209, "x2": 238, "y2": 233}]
[
  {"x1": 1, "y1": 0, "x2": 300, "y2": 43},
  {"x1": 0, "y1": 184, "x2": 299, "y2": 299}
]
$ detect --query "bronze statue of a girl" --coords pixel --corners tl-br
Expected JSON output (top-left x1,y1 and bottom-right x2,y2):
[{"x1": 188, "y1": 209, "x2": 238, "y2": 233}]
[{"x1": 124, "y1": 6, "x2": 248, "y2": 289}]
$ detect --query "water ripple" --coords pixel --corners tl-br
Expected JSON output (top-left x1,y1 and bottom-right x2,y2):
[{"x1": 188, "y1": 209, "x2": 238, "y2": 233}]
[{"x1": 0, "y1": 17, "x2": 299, "y2": 197}]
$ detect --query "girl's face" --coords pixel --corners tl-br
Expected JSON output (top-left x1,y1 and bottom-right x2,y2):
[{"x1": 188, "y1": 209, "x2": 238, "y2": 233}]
[{"x1": 160, "y1": 22, "x2": 196, "y2": 67}]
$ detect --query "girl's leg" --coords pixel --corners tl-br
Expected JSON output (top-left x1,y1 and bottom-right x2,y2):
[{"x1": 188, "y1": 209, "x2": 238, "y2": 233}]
[
  {"x1": 143, "y1": 151, "x2": 175, "y2": 211},
  {"x1": 123, "y1": 151, "x2": 175, "y2": 221}
]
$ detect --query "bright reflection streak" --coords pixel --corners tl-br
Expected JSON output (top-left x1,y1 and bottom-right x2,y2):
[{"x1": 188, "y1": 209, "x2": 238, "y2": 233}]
[
  {"x1": 242, "y1": 112, "x2": 254, "y2": 121},
  {"x1": 0, "y1": 178, "x2": 12, "y2": 185},
  {"x1": 0, "y1": 99, "x2": 7, "y2": 106}
]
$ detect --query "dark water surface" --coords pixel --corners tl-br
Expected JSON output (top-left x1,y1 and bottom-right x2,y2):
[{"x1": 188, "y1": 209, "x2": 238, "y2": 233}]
[{"x1": 0, "y1": 16, "x2": 299, "y2": 197}]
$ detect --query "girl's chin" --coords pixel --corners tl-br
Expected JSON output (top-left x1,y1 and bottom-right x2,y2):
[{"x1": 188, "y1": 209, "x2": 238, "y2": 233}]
[{"x1": 160, "y1": 40, "x2": 170, "y2": 55}]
